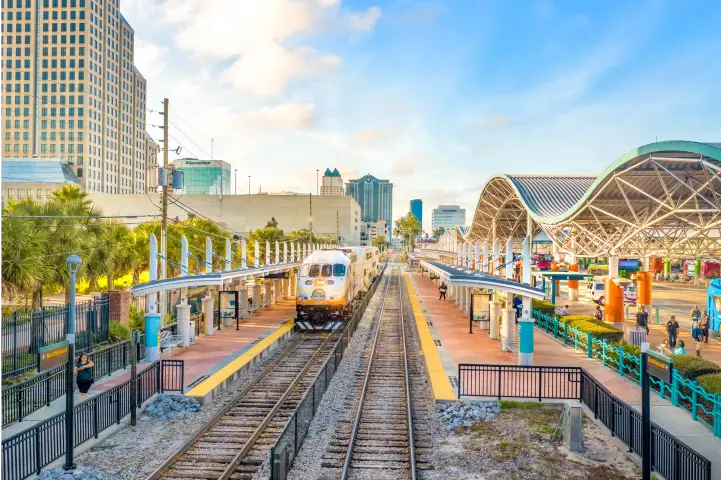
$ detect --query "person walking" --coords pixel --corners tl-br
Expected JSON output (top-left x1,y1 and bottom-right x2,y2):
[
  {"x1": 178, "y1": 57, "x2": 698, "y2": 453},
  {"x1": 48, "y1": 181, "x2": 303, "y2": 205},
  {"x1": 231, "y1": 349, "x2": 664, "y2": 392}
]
[
  {"x1": 439, "y1": 282, "x2": 448, "y2": 301},
  {"x1": 674, "y1": 340, "x2": 687, "y2": 355},
  {"x1": 700, "y1": 312, "x2": 710, "y2": 343},
  {"x1": 666, "y1": 316, "x2": 680, "y2": 349},
  {"x1": 636, "y1": 306, "x2": 650, "y2": 334},
  {"x1": 75, "y1": 352, "x2": 95, "y2": 399}
]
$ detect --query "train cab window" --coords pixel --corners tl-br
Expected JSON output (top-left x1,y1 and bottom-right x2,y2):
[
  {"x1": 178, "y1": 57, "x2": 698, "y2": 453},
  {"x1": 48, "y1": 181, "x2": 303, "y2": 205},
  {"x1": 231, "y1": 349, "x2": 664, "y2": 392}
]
[
  {"x1": 321, "y1": 264, "x2": 333, "y2": 277},
  {"x1": 333, "y1": 264, "x2": 346, "y2": 276},
  {"x1": 308, "y1": 264, "x2": 320, "y2": 277}
]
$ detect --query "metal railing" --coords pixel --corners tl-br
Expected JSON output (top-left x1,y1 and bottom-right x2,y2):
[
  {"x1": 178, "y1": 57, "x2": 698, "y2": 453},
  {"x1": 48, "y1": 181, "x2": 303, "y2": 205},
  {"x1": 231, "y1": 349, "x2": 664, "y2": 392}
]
[
  {"x1": 269, "y1": 263, "x2": 387, "y2": 480},
  {"x1": 1, "y1": 359, "x2": 183, "y2": 480},
  {"x1": 458, "y1": 364, "x2": 712, "y2": 480},
  {"x1": 2, "y1": 298, "x2": 111, "y2": 379},
  {"x1": 532, "y1": 309, "x2": 721, "y2": 438}
]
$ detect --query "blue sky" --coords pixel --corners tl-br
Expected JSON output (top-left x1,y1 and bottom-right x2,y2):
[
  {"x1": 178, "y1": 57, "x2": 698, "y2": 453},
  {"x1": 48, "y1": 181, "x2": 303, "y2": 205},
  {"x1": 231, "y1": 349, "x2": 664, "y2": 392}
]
[{"x1": 122, "y1": 0, "x2": 721, "y2": 231}]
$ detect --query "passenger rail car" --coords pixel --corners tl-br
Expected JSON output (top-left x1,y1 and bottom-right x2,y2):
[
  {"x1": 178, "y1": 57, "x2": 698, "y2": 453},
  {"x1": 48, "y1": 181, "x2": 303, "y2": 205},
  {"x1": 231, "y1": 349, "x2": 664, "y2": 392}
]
[{"x1": 296, "y1": 247, "x2": 380, "y2": 330}]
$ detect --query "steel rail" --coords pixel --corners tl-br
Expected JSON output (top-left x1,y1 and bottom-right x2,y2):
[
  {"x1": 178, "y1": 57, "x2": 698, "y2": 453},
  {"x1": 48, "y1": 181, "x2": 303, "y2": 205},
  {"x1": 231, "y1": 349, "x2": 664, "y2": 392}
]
[{"x1": 399, "y1": 272, "x2": 417, "y2": 479}]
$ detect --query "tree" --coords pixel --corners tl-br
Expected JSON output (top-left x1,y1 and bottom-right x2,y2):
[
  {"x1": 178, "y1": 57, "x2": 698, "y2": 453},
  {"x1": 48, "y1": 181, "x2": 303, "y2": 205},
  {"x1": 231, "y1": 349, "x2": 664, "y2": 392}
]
[
  {"x1": 371, "y1": 235, "x2": 388, "y2": 249},
  {"x1": 432, "y1": 226, "x2": 445, "y2": 238},
  {"x1": 266, "y1": 217, "x2": 279, "y2": 228},
  {"x1": 394, "y1": 214, "x2": 422, "y2": 251},
  {"x1": 248, "y1": 226, "x2": 285, "y2": 265}
]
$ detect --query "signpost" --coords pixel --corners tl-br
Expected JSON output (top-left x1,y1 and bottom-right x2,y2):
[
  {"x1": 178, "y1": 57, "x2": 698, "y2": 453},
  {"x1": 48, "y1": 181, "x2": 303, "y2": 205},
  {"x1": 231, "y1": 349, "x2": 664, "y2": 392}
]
[
  {"x1": 640, "y1": 343, "x2": 673, "y2": 480},
  {"x1": 130, "y1": 331, "x2": 139, "y2": 426},
  {"x1": 38, "y1": 340, "x2": 69, "y2": 373}
]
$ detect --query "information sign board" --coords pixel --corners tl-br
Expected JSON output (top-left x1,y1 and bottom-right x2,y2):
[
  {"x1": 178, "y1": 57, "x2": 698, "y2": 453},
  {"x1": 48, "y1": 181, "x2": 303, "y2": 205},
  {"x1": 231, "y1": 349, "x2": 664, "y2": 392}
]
[
  {"x1": 646, "y1": 350, "x2": 673, "y2": 383},
  {"x1": 38, "y1": 340, "x2": 69, "y2": 372}
]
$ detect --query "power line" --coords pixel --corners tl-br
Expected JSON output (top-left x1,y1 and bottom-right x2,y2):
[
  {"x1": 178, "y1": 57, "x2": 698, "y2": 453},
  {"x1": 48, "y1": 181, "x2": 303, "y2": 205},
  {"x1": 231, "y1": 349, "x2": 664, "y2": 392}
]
[
  {"x1": 2, "y1": 214, "x2": 159, "y2": 219},
  {"x1": 1, "y1": 240, "x2": 123, "y2": 263}
]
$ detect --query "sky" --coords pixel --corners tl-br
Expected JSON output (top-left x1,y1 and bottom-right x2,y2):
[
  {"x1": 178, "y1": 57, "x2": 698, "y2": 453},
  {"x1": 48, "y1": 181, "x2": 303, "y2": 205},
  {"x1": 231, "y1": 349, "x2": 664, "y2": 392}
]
[{"x1": 121, "y1": 0, "x2": 721, "y2": 232}]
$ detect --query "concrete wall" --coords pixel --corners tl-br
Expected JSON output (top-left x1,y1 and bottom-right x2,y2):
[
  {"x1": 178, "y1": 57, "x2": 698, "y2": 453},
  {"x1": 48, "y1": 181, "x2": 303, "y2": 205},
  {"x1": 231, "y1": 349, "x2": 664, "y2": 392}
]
[{"x1": 87, "y1": 193, "x2": 362, "y2": 246}]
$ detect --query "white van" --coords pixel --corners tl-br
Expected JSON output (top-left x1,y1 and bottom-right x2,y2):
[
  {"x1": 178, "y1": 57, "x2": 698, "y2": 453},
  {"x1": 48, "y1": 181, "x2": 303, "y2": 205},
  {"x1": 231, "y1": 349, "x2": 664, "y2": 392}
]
[{"x1": 585, "y1": 278, "x2": 636, "y2": 305}]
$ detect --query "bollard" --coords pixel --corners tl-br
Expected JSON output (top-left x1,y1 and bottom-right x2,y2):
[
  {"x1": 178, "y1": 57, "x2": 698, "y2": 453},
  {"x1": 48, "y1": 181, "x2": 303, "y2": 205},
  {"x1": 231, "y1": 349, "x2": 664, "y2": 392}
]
[
  {"x1": 655, "y1": 307, "x2": 660, "y2": 325},
  {"x1": 625, "y1": 304, "x2": 629, "y2": 321}
]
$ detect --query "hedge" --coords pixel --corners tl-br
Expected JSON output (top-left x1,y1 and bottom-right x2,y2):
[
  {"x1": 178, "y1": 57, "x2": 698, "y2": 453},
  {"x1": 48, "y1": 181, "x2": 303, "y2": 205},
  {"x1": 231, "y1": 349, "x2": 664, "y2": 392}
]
[
  {"x1": 696, "y1": 372, "x2": 721, "y2": 396},
  {"x1": 532, "y1": 299, "x2": 556, "y2": 315},
  {"x1": 558, "y1": 315, "x2": 624, "y2": 343},
  {"x1": 672, "y1": 355, "x2": 721, "y2": 380}
]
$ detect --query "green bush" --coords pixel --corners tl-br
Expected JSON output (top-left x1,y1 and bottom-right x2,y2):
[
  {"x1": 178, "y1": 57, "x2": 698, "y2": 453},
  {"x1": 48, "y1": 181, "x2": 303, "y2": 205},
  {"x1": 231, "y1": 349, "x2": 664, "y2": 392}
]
[
  {"x1": 108, "y1": 320, "x2": 131, "y2": 343},
  {"x1": 672, "y1": 355, "x2": 721, "y2": 380},
  {"x1": 558, "y1": 315, "x2": 623, "y2": 343},
  {"x1": 128, "y1": 305, "x2": 145, "y2": 333},
  {"x1": 532, "y1": 299, "x2": 556, "y2": 315},
  {"x1": 696, "y1": 373, "x2": 721, "y2": 395}
]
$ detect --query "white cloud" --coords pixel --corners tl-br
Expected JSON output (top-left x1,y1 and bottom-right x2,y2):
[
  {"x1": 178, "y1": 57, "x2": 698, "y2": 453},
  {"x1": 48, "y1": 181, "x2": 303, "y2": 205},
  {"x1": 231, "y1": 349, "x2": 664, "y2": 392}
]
[
  {"x1": 133, "y1": 40, "x2": 165, "y2": 78},
  {"x1": 158, "y1": 0, "x2": 379, "y2": 96},
  {"x1": 392, "y1": 153, "x2": 422, "y2": 176},
  {"x1": 350, "y1": 127, "x2": 401, "y2": 147},
  {"x1": 241, "y1": 103, "x2": 317, "y2": 130}
]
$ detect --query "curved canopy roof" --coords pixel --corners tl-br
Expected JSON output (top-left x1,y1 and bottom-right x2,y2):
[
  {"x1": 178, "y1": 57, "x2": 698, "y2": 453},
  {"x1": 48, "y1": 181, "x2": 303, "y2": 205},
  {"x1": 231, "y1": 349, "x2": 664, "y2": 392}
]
[{"x1": 467, "y1": 141, "x2": 721, "y2": 258}]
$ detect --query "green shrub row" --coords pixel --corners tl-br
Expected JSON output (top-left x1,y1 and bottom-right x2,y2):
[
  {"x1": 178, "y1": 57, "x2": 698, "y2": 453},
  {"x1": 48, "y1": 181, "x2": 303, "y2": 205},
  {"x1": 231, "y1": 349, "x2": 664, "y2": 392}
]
[
  {"x1": 696, "y1": 372, "x2": 721, "y2": 396},
  {"x1": 557, "y1": 315, "x2": 624, "y2": 343},
  {"x1": 672, "y1": 355, "x2": 721, "y2": 380},
  {"x1": 532, "y1": 298, "x2": 556, "y2": 315}
]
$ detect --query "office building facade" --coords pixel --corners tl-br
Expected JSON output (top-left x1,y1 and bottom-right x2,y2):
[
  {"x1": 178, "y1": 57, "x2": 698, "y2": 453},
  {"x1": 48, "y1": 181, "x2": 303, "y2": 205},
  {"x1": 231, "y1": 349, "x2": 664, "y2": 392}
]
[
  {"x1": 432, "y1": 204, "x2": 466, "y2": 231},
  {"x1": 321, "y1": 167, "x2": 343, "y2": 195},
  {"x1": 360, "y1": 219, "x2": 388, "y2": 246},
  {"x1": 346, "y1": 174, "x2": 393, "y2": 224},
  {"x1": 174, "y1": 158, "x2": 231, "y2": 195},
  {"x1": 410, "y1": 198, "x2": 422, "y2": 228},
  {"x1": 1, "y1": 1, "x2": 148, "y2": 194}
]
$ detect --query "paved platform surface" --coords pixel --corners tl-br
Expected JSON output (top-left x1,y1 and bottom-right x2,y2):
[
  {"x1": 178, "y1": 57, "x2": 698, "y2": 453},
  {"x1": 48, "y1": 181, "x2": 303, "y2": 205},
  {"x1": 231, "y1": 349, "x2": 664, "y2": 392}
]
[
  {"x1": 2, "y1": 299, "x2": 296, "y2": 438},
  {"x1": 407, "y1": 271, "x2": 721, "y2": 478}
]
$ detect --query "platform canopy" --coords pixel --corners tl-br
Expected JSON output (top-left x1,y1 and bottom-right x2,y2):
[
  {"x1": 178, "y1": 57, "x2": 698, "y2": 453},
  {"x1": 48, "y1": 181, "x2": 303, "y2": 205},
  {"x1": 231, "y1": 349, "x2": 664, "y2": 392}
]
[
  {"x1": 130, "y1": 261, "x2": 301, "y2": 296},
  {"x1": 420, "y1": 260, "x2": 545, "y2": 299},
  {"x1": 465, "y1": 141, "x2": 721, "y2": 258},
  {"x1": 532, "y1": 271, "x2": 594, "y2": 280}
]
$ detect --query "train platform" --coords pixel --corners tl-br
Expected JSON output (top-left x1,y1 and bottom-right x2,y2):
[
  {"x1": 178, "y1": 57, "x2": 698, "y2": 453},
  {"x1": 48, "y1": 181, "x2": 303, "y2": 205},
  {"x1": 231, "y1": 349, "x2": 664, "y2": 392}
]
[
  {"x1": 2, "y1": 299, "x2": 297, "y2": 438},
  {"x1": 405, "y1": 271, "x2": 721, "y2": 479}
]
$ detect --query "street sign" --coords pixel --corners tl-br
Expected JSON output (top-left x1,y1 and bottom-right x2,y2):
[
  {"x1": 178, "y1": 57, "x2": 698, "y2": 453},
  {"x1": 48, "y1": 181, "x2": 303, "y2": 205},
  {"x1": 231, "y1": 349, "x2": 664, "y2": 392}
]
[
  {"x1": 646, "y1": 350, "x2": 673, "y2": 383},
  {"x1": 38, "y1": 340, "x2": 69, "y2": 372}
]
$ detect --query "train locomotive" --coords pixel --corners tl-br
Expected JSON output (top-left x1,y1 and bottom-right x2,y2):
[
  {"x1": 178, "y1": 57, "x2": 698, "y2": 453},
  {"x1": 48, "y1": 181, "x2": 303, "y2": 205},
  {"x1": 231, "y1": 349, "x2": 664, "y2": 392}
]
[{"x1": 295, "y1": 246, "x2": 380, "y2": 330}]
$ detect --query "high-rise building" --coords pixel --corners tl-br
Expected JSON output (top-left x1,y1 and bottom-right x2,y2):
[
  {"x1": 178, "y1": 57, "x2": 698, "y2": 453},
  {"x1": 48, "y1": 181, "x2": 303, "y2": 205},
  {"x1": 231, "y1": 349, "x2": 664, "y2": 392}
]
[
  {"x1": 432, "y1": 205, "x2": 466, "y2": 231},
  {"x1": 360, "y1": 219, "x2": 388, "y2": 246},
  {"x1": 346, "y1": 174, "x2": 392, "y2": 224},
  {"x1": 410, "y1": 199, "x2": 422, "y2": 229},
  {"x1": 1, "y1": 1, "x2": 148, "y2": 194},
  {"x1": 145, "y1": 133, "x2": 159, "y2": 193},
  {"x1": 174, "y1": 158, "x2": 231, "y2": 195},
  {"x1": 321, "y1": 168, "x2": 343, "y2": 195}
]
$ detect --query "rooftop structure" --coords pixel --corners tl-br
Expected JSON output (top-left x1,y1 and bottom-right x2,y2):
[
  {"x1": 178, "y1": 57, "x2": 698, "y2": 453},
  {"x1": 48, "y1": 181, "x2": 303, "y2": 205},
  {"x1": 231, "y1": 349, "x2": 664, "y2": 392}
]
[
  {"x1": 321, "y1": 168, "x2": 344, "y2": 195},
  {"x1": 1, "y1": 158, "x2": 80, "y2": 205},
  {"x1": 465, "y1": 140, "x2": 721, "y2": 258}
]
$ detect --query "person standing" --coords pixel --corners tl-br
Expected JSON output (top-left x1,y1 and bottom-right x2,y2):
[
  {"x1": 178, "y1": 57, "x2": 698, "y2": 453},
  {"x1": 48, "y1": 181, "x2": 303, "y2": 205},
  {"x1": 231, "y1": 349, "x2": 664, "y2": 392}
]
[
  {"x1": 75, "y1": 352, "x2": 95, "y2": 399},
  {"x1": 594, "y1": 305, "x2": 603, "y2": 321},
  {"x1": 690, "y1": 305, "x2": 701, "y2": 329},
  {"x1": 636, "y1": 306, "x2": 650, "y2": 334},
  {"x1": 439, "y1": 282, "x2": 447, "y2": 301},
  {"x1": 674, "y1": 339, "x2": 687, "y2": 355},
  {"x1": 666, "y1": 316, "x2": 680, "y2": 349}
]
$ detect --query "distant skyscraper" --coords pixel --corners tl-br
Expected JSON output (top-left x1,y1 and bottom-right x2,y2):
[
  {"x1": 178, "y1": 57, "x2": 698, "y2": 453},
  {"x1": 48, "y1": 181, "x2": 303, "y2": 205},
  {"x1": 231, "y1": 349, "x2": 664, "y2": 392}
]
[
  {"x1": 432, "y1": 205, "x2": 466, "y2": 231},
  {"x1": 321, "y1": 168, "x2": 344, "y2": 195},
  {"x1": 346, "y1": 174, "x2": 393, "y2": 223},
  {"x1": 410, "y1": 199, "x2": 423, "y2": 229},
  {"x1": 1, "y1": 1, "x2": 149, "y2": 194}
]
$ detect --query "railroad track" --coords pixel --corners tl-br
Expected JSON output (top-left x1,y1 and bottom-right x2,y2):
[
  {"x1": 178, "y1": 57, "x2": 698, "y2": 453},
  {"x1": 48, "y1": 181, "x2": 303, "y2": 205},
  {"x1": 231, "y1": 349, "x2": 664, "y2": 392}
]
[
  {"x1": 322, "y1": 268, "x2": 425, "y2": 479},
  {"x1": 148, "y1": 332, "x2": 339, "y2": 480}
]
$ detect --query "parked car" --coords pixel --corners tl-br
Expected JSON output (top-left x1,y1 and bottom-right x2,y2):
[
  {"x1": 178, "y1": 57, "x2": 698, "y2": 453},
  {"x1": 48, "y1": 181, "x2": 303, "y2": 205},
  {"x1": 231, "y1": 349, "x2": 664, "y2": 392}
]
[{"x1": 586, "y1": 278, "x2": 636, "y2": 305}]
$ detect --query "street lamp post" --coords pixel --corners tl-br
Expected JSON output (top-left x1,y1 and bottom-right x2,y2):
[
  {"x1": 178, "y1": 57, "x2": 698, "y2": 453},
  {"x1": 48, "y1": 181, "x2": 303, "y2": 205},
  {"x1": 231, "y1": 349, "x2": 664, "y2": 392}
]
[
  {"x1": 234, "y1": 169, "x2": 237, "y2": 195},
  {"x1": 316, "y1": 169, "x2": 319, "y2": 195},
  {"x1": 248, "y1": 175, "x2": 251, "y2": 195},
  {"x1": 64, "y1": 254, "x2": 81, "y2": 471}
]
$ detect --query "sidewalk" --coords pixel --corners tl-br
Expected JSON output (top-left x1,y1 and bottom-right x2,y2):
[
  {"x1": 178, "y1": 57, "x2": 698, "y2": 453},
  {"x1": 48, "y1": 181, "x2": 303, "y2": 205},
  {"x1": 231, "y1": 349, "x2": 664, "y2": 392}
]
[
  {"x1": 2, "y1": 299, "x2": 296, "y2": 439},
  {"x1": 407, "y1": 272, "x2": 721, "y2": 479}
]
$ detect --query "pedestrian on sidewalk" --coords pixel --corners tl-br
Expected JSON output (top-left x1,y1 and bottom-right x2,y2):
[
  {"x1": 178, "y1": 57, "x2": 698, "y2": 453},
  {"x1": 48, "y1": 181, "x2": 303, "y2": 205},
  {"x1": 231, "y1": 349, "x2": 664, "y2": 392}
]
[
  {"x1": 594, "y1": 305, "x2": 603, "y2": 321},
  {"x1": 559, "y1": 305, "x2": 569, "y2": 316},
  {"x1": 658, "y1": 339, "x2": 673, "y2": 356},
  {"x1": 690, "y1": 305, "x2": 701, "y2": 328},
  {"x1": 693, "y1": 327, "x2": 704, "y2": 357},
  {"x1": 666, "y1": 316, "x2": 680, "y2": 349},
  {"x1": 75, "y1": 352, "x2": 95, "y2": 399},
  {"x1": 636, "y1": 306, "x2": 650, "y2": 333},
  {"x1": 439, "y1": 282, "x2": 447, "y2": 300},
  {"x1": 674, "y1": 339, "x2": 687, "y2": 355},
  {"x1": 700, "y1": 312, "x2": 710, "y2": 343}
]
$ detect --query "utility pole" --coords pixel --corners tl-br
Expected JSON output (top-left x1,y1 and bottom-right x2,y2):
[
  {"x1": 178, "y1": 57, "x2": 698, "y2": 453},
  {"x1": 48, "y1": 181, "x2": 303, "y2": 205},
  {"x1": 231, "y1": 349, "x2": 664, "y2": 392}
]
[
  {"x1": 211, "y1": 137, "x2": 214, "y2": 159},
  {"x1": 248, "y1": 175, "x2": 251, "y2": 195},
  {"x1": 234, "y1": 169, "x2": 237, "y2": 195},
  {"x1": 336, "y1": 210, "x2": 339, "y2": 246},
  {"x1": 160, "y1": 98, "x2": 169, "y2": 326},
  {"x1": 316, "y1": 169, "x2": 319, "y2": 195}
]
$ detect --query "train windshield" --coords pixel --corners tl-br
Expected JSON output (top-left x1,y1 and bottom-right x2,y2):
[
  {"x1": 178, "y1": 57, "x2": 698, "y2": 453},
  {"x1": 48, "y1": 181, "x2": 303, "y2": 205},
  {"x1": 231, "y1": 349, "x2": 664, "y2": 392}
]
[
  {"x1": 300, "y1": 264, "x2": 334, "y2": 277},
  {"x1": 333, "y1": 264, "x2": 346, "y2": 276},
  {"x1": 321, "y1": 264, "x2": 332, "y2": 277}
]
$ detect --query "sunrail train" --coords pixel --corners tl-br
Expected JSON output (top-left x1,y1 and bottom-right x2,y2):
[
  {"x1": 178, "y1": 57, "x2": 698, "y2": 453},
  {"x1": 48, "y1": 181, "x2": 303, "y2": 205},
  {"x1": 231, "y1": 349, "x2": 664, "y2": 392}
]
[{"x1": 296, "y1": 246, "x2": 380, "y2": 330}]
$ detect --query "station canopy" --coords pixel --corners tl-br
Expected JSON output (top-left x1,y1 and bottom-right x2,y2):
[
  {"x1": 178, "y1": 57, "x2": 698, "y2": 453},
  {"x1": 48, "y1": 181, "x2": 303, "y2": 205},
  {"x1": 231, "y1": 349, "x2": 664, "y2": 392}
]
[{"x1": 465, "y1": 141, "x2": 721, "y2": 258}]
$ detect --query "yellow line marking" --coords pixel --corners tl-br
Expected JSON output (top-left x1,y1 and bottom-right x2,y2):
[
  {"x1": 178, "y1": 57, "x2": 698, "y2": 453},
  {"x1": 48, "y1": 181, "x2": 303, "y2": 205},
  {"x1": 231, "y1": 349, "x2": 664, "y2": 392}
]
[
  {"x1": 403, "y1": 273, "x2": 456, "y2": 401},
  {"x1": 186, "y1": 319, "x2": 295, "y2": 398}
]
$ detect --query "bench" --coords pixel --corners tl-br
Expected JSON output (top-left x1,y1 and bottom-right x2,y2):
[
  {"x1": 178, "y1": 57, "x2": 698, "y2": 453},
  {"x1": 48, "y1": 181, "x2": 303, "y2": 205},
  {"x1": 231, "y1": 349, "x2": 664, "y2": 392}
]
[{"x1": 160, "y1": 330, "x2": 184, "y2": 354}]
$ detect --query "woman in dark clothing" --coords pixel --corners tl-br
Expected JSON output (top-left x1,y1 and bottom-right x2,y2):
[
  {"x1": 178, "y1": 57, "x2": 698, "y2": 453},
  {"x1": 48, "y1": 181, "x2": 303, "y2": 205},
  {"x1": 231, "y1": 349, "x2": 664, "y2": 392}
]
[{"x1": 75, "y1": 352, "x2": 95, "y2": 398}]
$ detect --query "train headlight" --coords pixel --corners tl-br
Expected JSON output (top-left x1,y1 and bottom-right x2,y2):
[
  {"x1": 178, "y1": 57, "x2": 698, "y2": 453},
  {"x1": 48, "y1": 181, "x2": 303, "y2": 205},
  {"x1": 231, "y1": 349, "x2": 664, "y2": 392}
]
[{"x1": 304, "y1": 280, "x2": 313, "y2": 285}]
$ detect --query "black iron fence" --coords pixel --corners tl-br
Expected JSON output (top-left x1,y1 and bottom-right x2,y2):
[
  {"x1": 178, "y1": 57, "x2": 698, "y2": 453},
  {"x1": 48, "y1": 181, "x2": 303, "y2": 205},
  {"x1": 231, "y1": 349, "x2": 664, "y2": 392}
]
[
  {"x1": 270, "y1": 263, "x2": 386, "y2": 480},
  {"x1": 2, "y1": 298, "x2": 110, "y2": 379},
  {"x1": 2, "y1": 323, "x2": 178, "y2": 427},
  {"x1": 458, "y1": 364, "x2": 712, "y2": 480},
  {"x1": 1, "y1": 359, "x2": 183, "y2": 480}
]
